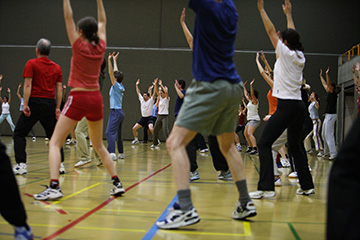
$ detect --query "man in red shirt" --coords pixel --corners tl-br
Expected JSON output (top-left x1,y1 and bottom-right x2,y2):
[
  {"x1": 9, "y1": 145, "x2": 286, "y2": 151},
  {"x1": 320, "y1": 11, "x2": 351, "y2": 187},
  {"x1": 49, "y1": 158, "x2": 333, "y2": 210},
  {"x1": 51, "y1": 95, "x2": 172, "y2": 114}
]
[{"x1": 13, "y1": 38, "x2": 63, "y2": 175}]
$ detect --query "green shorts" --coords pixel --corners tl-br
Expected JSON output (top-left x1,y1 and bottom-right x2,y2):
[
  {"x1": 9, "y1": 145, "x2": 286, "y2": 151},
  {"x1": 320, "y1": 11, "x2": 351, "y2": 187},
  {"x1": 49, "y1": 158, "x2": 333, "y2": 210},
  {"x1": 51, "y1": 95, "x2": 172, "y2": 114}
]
[{"x1": 176, "y1": 79, "x2": 243, "y2": 136}]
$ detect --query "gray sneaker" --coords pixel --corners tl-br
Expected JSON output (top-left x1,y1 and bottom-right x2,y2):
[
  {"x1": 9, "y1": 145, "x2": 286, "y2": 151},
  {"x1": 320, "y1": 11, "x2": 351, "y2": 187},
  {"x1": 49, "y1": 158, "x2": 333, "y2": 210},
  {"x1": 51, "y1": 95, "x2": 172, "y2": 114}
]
[
  {"x1": 34, "y1": 186, "x2": 63, "y2": 201},
  {"x1": 232, "y1": 201, "x2": 257, "y2": 220},
  {"x1": 190, "y1": 171, "x2": 200, "y2": 182},
  {"x1": 217, "y1": 169, "x2": 232, "y2": 180}
]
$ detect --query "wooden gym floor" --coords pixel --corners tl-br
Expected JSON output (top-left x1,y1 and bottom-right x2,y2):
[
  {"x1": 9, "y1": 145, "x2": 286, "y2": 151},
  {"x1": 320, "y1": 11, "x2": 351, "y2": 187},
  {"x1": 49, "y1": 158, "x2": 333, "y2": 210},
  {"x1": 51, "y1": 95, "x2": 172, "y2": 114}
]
[{"x1": 0, "y1": 136, "x2": 330, "y2": 240}]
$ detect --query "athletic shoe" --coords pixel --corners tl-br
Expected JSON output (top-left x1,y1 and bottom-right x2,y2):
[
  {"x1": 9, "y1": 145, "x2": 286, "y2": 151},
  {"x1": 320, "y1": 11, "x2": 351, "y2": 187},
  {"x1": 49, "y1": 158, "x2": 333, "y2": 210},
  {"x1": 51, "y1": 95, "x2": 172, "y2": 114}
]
[
  {"x1": 66, "y1": 139, "x2": 76, "y2": 145},
  {"x1": 31, "y1": 137, "x2": 36, "y2": 142},
  {"x1": 190, "y1": 171, "x2": 200, "y2": 182},
  {"x1": 118, "y1": 153, "x2": 125, "y2": 159},
  {"x1": 96, "y1": 160, "x2": 103, "y2": 166},
  {"x1": 249, "y1": 190, "x2": 275, "y2": 199},
  {"x1": 110, "y1": 153, "x2": 117, "y2": 161},
  {"x1": 59, "y1": 163, "x2": 66, "y2": 174},
  {"x1": 249, "y1": 149, "x2": 258, "y2": 155},
  {"x1": 296, "y1": 188, "x2": 315, "y2": 196},
  {"x1": 34, "y1": 185, "x2": 63, "y2": 200},
  {"x1": 200, "y1": 148, "x2": 209, "y2": 153},
  {"x1": 150, "y1": 144, "x2": 156, "y2": 148},
  {"x1": 321, "y1": 153, "x2": 329, "y2": 158},
  {"x1": 156, "y1": 203, "x2": 200, "y2": 229},
  {"x1": 274, "y1": 178, "x2": 282, "y2": 186},
  {"x1": 317, "y1": 151, "x2": 323, "y2": 157},
  {"x1": 217, "y1": 170, "x2": 232, "y2": 180},
  {"x1": 131, "y1": 139, "x2": 139, "y2": 145},
  {"x1": 13, "y1": 163, "x2": 27, "y2": 175},
  {"x1": 110, "y1": 182, "x2": 125, "y2": 196},
  {"x1": 14, "y1": 226, "x2": 33, "y2": 240},
  {"x1": 236, "y1": 144, "x2": 242, "y2": 152},
  {"x1": 44, "y1": 137, "x2": 49, "y2": 141},
  {"x1": 232, "y1": 201, "x2": 257, "y2": 220},
  {"x1": 280, "y1": 158, "x2": 291, "y2": 167},
  {"x1": 89, "y1": 140, "x2": 93, "y2": 147},
  {"x1": 74, "y1": 159, "x2": 91, "y2": 168},
  {"x1": 329, "y1": 155, "x2": 337, "y2": 160},
  {"x1": 245, "y1": 148, "x2": 252, "y2": 153},
  {"x1": 288, "y1": 172, "x2": 298, "y2": 178}
]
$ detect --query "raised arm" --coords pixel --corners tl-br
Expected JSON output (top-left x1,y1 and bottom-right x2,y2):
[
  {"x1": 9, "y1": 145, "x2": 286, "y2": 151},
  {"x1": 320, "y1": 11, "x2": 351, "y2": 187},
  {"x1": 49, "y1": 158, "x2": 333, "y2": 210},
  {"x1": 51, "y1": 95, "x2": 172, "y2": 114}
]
[
  {"x1": 0, "y1": 87, "x2": 3, "y2": 103},
  {"x1": 250, "y1": 79, "x2": 258, "y2": 105},
  {"x1": 242, "y1": 98, "x2": 247, "y2": 115},
  {"x1": 352, "y1": 63, "x2": 360, "y2": 87},
  {"x1": 325, "y1": 67, "x2": 334, "y2": 93},
  {"x1": 148, "y1": 85, "x2": 153, "y2": 96},
  {"x1": 7, "y1": 88, "x2": 11, "y2": 104},
  {"x1": 159, "y1": 80, "x2": 169, "y2": 99},
  {"x1": 319, "y1": 69, "x2": 330, "y2": 93},
  {"x1": 260, "y1": 50, "x2": 272, "y2": 73},
  {"x1": 97, "y1": 0, "x2": 107, "y2": 42},
  {"x1": 113, "y1": 52, "x2": 119, "y2": 72},
  {"x1": 17, "y1": 83, "x2": 22, "y2": 100},
  {"x1": 108, "y1": 52, "x2": 116, "y2": 86},
  {"x1": 257, "y1": 0, "x2": 279, "y2": 49},
  {"x1": 256, "y1": 52, "x2": 273, "y2": 89},
  {"x1": 174, "y1": 80, "x2": 184, "y2": 99},
  {"x1": 152, "y1": 78, "x2": 158, "y2": 100},
  {"x1": 136, "y1": 79, "x2": 141, "y2": 97},
  {"x1": 180, "y1": 8, "x2": 193, "y2": 50},
  {"x1": 63, "y1": 0, "x2": 78, "y2": 45},
  {"x1": 282, "y1": 0, "x2": 295, "y2": 29},
  {"x1": 243, "y1": 81, "x2": 250, "y2": 102}
]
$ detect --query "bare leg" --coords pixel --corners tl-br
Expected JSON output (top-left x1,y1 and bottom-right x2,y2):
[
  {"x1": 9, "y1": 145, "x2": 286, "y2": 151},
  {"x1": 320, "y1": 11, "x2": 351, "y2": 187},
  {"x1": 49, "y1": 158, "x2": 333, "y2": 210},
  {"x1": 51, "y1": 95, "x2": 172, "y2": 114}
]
[
  {"x1": 132, "y1": 123, "x2": 142, "y2": 139},
  {"x1": 246, "y1": 125, "x2": 257, "y2": 148}
]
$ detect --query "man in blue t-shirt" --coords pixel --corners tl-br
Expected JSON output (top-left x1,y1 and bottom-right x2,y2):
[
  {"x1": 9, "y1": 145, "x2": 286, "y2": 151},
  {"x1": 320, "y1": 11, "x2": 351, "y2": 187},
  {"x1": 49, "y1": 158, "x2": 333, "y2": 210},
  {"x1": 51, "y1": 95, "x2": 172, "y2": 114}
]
[{"x1": 157, "y1": 0, "x2": 256, "y2": 230}]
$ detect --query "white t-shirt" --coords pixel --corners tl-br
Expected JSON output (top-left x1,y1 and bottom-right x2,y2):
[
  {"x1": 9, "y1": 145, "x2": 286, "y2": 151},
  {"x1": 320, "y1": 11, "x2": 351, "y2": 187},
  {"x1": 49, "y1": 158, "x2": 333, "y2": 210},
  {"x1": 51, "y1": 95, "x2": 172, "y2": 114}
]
[
  {"x1": 273, "y1": 40, "x2": 305, "y2": 100},
  {"x1": 2, "y1": 102, "x2": 10, "y2": 114},
  {"x1": 158, "y1": 96, "x2": 170, "y2": 115},
  {"x1": 246, "y1": 101, "x2": 260, "y2": 121},
  {"x1": 139, "y1": 94, "x2": 154, "y2": 117}
]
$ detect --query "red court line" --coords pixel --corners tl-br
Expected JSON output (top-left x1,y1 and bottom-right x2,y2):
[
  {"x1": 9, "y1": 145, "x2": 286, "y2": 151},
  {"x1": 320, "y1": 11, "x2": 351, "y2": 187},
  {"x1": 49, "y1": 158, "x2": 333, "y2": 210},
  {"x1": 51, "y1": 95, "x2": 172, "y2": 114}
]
[
  {"x1": 23, "y1": 193, "x2": 67, "y2": 215},
  {"x1": 42, "y1": 163, "x2": 172, "y2": 240}
]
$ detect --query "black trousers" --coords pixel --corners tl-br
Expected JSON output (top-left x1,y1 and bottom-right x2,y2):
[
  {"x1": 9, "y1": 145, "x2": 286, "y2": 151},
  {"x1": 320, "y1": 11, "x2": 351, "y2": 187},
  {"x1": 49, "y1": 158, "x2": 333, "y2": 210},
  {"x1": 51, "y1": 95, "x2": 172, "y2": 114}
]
[
  {"x1": 327, "y1": 116, "x2": 360, "y2": 240},
  {"x1": 208, "y1": 135, "x2": 228, "y2": 171},
  {"x1": 0, "y1": 142, "x2": 27, "y2": 227},
  {"x1": 187, "y1": 134, "x2": 200, "y2": 172},
  {"x1": 13, "y1": 98, "x2": 64, "y2": 164},
  {"x1": 257, "y1": 99, "x2": 314, "y2": 191}
]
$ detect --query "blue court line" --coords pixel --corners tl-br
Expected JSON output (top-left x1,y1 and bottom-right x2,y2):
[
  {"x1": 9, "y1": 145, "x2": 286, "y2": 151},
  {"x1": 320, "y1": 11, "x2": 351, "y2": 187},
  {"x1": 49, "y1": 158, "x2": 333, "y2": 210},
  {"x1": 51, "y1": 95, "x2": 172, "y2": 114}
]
[{"x1": 142, "y1": 195, "x2": 178, "y2": 240}]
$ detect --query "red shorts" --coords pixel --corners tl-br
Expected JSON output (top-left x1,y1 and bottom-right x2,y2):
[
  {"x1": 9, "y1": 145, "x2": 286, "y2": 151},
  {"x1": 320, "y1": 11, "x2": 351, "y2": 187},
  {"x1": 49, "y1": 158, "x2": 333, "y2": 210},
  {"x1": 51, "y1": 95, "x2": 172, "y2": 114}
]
[{"x1": 62, "y1": 90, "x2": 104, "y2": 121}]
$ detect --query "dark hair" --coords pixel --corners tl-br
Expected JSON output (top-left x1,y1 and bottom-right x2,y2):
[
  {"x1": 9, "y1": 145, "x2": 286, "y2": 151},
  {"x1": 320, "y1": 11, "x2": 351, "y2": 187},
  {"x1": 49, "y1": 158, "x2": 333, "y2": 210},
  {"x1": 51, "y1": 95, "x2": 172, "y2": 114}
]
[
  {"x1": 3, "y1": 96, "x2": 8, "y2": 102},
  {"x1": 332, "y1": 83, "x2": 341, "y2": 94},
  {"x1": 143, "y1": 92, "x2": 150, "y2": 97},
  {"x1": 240, "y1": 104, "x2": 245, "y2": 109},
  {"x1": 114, "y1": 71, "x2": 124, "y2": 83},
  {"x1": 253, "y1": 89, "x2": 259, "y2": 99},
  {"x1": 280, "y1": 28, "x2": 304, "y2": 52},
  {"x1": 314, "y1": 92, "x2": 320, "y2": 104},
  {"x1": 77, "y1": 16, "x2": 99, "y2": 44},
  {"x1": 36, "y1": 38, "x2": 51, "y2": 56},
  {"x1": 177, "y1": 79, "x2": 186, "y2": 89}
]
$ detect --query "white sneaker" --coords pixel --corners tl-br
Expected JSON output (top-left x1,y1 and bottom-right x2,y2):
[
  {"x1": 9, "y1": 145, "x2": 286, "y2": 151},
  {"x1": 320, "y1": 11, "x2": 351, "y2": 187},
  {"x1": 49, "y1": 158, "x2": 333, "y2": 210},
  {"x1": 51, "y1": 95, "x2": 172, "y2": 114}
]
[
  {"x1": 280, "y1": 158, "x2": 291, "y2": 167},
  {"x1": 74, "y1": 159, "x2": 91, "y2": 168},
  {"x1": 32, "y1": 137, "x2": 36, "y2": 142},
  {"x1": 288, "y1": 172, "x2": 298, "y2": 178},
  {"x1": 156, "y1": 203, "x2": 200, "y2": 229},
  {"x1": 317, "y1": 151, "x2": 323, "y2": 157},
  {"x1": 200, "y1": 148, "x2": 209, "y2": 153},
  {"x1": 249, "y1": 190, "x2": 275, "y2": 199},
  {"x1": 110, "y1": 182, "x2": 125, "y2": 196},
  {"x1": 59, "y1": 163, "x2": 65, "y2": 174},
  {"x1": 329, "y1": 155, "x2": 337, "y2": 160},
  {"x1": 190, "y1": 171, "x2": 200, "y2": 181},
  {"x1": 118, "y1": 153, "x2": 125, "y2": 159},
  {"x1": 45, "y1": 137, "x2": 49, "y2": 141},
  {"x1": 110, "y1": 153, "x2": 117, "y2": 161},
  {"x1": 34, "y1": 186, "x2": 63, "y2": 200},
  {"x1": 296, "y1": 188, "x2": 315, "y2": 196},
  {"x1": 131, "y1": 139, "x2": 139, "y2": 145},
  {"x1": 232, "y1": 201, "x2": 257, "y2": 220},
  {"x1": 13, "y1": 163, "x2": 27, "y2": 175},
  {"x1": 274, "y1": 178, "x2": 282, "y2": 186}
]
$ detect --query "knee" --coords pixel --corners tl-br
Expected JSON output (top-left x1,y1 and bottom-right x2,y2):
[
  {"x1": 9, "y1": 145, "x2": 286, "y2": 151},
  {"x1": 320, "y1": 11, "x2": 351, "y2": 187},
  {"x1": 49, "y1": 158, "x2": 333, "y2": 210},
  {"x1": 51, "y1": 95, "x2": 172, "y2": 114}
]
[{"x1": 166, "y1": 135, "x2": 181, "y2": 153}]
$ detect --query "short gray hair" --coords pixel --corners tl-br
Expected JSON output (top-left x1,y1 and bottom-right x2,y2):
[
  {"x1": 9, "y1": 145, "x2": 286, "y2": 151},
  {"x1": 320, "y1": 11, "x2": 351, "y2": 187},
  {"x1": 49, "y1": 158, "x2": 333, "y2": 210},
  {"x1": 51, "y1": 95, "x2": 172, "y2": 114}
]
[{"x1": 36, "y1": 38, "x2": 51, "y2": 56}]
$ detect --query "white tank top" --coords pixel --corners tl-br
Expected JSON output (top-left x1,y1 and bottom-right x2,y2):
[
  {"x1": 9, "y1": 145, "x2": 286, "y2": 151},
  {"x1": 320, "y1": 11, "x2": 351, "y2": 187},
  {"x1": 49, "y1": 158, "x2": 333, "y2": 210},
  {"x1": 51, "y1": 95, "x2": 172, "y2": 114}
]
[
  {"x1": 246, "y1": 101, "x2": 260, "y2": 121},
  {"x1": 2, "y1": 102, "x2": 10, "y2": 114}
]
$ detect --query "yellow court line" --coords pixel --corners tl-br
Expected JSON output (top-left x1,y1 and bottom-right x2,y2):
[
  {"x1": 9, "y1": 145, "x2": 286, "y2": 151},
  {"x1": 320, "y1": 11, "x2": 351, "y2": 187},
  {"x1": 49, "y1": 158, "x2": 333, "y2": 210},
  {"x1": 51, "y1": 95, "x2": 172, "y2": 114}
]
[
  {"x1": 46, "y1": 183, "x2": 101, "y2": 206},
  {"x1": 160, "y1": 222, "x2": 252, "y2": 237},
  {"x1": 75, "y1": 226, "x2": 146, "y2": 233}
]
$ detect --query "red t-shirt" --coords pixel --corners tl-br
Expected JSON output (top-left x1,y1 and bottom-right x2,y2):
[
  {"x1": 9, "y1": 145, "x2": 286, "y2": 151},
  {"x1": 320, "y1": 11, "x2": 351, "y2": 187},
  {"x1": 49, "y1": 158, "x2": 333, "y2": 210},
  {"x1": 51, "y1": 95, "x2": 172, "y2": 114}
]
[
  {"x1": 238, "y1": 111, "x2": 245, "y2": 126},
  {"x1": 68, "y1": 38, "x2": 106, "y2": 89},
  {"x1": 22, "y1": 57, "x2": 62, "y2": 99}
]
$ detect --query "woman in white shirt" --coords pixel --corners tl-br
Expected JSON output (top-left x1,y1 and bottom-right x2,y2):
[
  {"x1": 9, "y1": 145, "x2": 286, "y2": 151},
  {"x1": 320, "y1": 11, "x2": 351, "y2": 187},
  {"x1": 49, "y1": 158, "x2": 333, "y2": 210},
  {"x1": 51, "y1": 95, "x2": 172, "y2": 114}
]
[
  {"x1": 253, "y1": 0, "x2": 314, "y2": 198},
  {"x1": 152, "y1": 80, "x2": 170, "y2": 148},
  {"x1": 243, "y1": 79, "x2": 260, "y2": 155},
  {"x1": 0, "y1": 87, "x2": 15, "y2": 132}
]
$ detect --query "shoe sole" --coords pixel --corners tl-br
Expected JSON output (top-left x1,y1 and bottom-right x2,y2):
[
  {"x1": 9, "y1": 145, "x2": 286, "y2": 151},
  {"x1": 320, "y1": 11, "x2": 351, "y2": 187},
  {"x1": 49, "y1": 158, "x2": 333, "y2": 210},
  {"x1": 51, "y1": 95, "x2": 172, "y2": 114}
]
[
  {"x1": 34, "y1": 195, "x2": 63, "y2": 201},
  {"x1": 59, "y1": 171, "x2": 65, "y2": 175},
  {"x1": 232, "y1": 210, "x2": 257, "y2": 220},
  {"x1": 14, "y1": 172, "x2": 27, "y2": 175},
  {"x1": 190, "y1": 177, "x2": 200, "y2": 182},
  {"x1": 157, "y1": 217, "x2": 200, "y2": 229},
  {"x1": 111, "y1": 189, "x2": 125, "y2": 197}
]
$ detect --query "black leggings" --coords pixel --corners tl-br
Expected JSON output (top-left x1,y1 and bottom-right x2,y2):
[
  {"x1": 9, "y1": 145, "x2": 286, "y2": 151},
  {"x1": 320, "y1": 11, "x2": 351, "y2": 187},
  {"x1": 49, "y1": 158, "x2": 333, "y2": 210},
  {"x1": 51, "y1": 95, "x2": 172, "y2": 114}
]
[{"x1": 257, "y1": 99, "x2": 314, "y2": 191}]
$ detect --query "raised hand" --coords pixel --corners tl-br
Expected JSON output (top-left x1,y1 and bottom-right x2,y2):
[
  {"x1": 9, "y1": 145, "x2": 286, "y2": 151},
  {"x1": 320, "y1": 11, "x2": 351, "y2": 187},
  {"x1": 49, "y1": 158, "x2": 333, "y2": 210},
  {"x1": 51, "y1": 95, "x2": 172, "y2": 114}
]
[
  {"x1": 153, "y1": 78, "x2": 158, "y2": 85},
  {"x1": 18, "y1": 83, "x2": 22, "y2": 88},
  {"x1": 136, "y1": 79, "x2": 140, "y2": 85},
  {"x1": 326, "y1": 67, "x2": 330, "y2": 74},
  {"x1": 114, "y1": 52, "x2": 120, "y2": 61},
  {"x1": 319, "y1": 69, "x2": 323, "y2": 76},
  {"x1": 180, "y1": 8, "x2": 186, "y2": 24},
  {"x1": 282, "y1": 0, "x2": 292, "y2": 16},
  {"x1": 159, "y1": 79, "x2": 163, "y2": 86},
  {"x1": 0, "y1": 74, "x2": 3, "y2": 81},
  {"x1": 108, "y1": 52, "x2": 114, "y2": 60},
  {"x1": 257, "y1": 0, "x2": 264, "y2": 11},
  {"x1": 250, "y1": 79, "x2": 255, "y2": 85},
  {"x1": 244, "y1": 80, "x2": 248, "y2": 86},
  {"x1": 7, "y1": 88, "x2": 10, "y2": 93}
]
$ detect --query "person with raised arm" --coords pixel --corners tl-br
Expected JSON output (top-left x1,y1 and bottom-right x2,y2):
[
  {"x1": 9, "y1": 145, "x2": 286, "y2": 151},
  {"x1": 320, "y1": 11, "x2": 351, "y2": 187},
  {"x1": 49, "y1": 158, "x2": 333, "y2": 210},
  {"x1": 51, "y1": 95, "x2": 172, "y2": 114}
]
[
  {"x1": 254, "y1": 0, "x2": 314, "y2": 198},
  {"x1": 105, "y1": 52, "x2": 125, "y2": 160},
  {"x1": 34, "y1": 0, "x2": 125, "y2": 200},
  {"x1": 0, "y1": 87, "x2": 15, "y2": 132},
  {"x1": 319, "y1": 67, "x2": 339, "y2": 160}
]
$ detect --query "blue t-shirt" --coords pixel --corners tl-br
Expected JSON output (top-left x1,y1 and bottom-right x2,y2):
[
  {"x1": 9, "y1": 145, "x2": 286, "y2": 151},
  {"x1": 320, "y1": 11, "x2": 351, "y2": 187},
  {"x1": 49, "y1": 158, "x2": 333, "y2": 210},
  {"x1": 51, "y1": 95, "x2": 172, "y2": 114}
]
[
  {"x1": 109, "y1": 82, "x2": 125, "y2": 109},
  {"x1": 174, "y1": 90, "x2": 186, "y2": 117},
  {"x1": 189, "y1": 0, "x2": 241, "y2": 83},
  {"x1": 151, "y1": 104, "x2": 158, "y2": 117}
]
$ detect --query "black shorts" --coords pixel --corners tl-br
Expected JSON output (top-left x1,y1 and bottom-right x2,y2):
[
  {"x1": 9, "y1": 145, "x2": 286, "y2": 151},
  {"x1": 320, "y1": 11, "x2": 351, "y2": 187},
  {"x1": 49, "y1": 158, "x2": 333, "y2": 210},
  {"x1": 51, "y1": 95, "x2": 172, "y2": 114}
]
[
  {"x1": 137, "y1": 117, "x2": 151, "y2": 127},
  {"x1": 148, "y1": 116, "x2": 157, "y2": 125}
]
